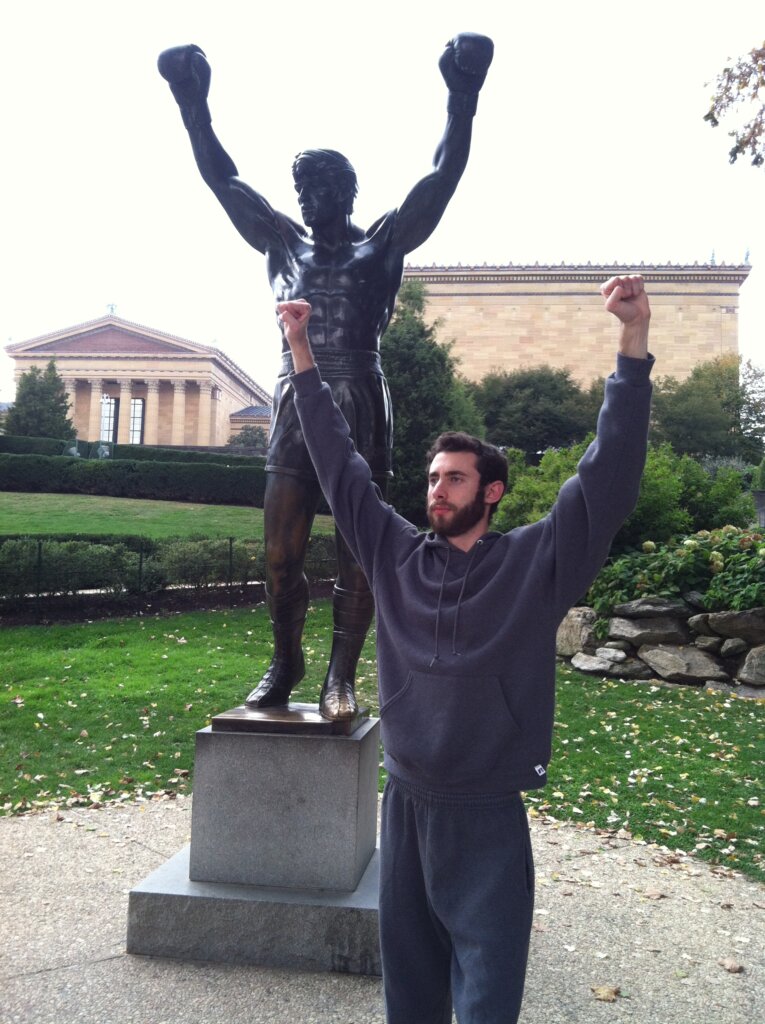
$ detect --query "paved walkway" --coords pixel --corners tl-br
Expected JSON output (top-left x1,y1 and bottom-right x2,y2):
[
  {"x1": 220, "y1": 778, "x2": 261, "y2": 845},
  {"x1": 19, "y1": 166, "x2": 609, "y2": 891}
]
[{"x1": 1, "y1": 794, "x2": 763, "y2": 1024}]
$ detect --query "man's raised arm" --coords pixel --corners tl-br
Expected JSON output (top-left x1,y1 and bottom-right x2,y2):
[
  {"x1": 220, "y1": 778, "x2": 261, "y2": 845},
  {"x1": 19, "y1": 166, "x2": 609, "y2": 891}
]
[
  {"x1": 600, "y1": 274, "x2": 651, "y2": 359},
  {"x1": 391, "y1": 33, "x2": 494, "y2": 254},
  {"x1": 158, "y1": 45, "x2": 284, "y2": 254},
  {"x1": 277, "y1": 300, "x2": 315, "y2": 372}
]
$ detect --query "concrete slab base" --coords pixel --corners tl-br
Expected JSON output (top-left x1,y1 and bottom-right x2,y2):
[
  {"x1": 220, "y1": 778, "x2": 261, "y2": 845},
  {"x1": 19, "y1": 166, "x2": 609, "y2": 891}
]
[{"x1": 127, "y1": 845, "x2": 381, "y2": 976}]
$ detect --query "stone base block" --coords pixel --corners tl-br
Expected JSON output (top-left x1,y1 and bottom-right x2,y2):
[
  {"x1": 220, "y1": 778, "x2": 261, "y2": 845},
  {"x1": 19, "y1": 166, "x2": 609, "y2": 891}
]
[
  {"x1": 127, "y1": 845, "x2": 381, "y2": 975},
  {"x1": 190, "y1": 716, "x2": 380, "y2": 891}
]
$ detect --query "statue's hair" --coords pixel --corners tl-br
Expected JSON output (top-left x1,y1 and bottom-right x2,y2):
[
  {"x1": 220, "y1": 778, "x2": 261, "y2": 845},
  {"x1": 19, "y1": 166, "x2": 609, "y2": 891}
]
[{"x1": 292, "y1": 149, "x2": 358, "y2": 213}]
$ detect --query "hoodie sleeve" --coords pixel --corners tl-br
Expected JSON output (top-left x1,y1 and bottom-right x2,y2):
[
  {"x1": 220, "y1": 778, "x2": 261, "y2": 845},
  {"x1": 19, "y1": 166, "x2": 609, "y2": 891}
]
[
  {"x1": 548, "y1": 353, "x2": 653, "y2": 621},
  {"x1": 291, "y1": 366, "x2": 415, "y2": 585}
]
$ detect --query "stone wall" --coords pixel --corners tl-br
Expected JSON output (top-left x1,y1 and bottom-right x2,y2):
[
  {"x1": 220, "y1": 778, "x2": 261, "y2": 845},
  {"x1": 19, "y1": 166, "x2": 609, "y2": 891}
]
[
  {"x1": 404, "y1": 263, "x2": 749, "y2": 385},
  {"x1": 557, "y1": 599, "x2": 765, "y2": 692}
]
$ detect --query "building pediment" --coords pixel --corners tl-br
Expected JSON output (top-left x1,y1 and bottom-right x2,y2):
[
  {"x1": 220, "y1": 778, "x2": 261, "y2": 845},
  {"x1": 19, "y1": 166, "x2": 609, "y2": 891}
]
[
  {"x1": 6, "y1": 316, "x2": 213, "y2": 358},
  {"x1": 6, "y1": 314, "x2": 270, "y2": 403}
]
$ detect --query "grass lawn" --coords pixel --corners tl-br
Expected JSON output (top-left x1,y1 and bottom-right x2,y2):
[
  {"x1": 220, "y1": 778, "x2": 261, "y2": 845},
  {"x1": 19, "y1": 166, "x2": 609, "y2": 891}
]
[
  {"x1": 0, "y1": 492, "x2": 334, "y2": 540},
  {"x1": 1, "y1": 603, "x2": 762, "y2": 881}
]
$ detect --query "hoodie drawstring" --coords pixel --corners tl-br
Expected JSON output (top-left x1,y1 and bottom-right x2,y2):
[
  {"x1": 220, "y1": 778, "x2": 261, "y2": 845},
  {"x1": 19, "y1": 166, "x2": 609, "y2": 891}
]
[
  {"x1": 429, "y1": 547, "x2": 451, "y2": 667},
  {"x1": 429, "y1": 540, "x2": 483, "y2": 666}
]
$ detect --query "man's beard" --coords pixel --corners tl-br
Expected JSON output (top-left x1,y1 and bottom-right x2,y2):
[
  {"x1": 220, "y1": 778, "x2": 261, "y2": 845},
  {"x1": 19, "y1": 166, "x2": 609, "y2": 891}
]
[{"x1": 427, "y1": 489, "x2": 486, "y2": 538}]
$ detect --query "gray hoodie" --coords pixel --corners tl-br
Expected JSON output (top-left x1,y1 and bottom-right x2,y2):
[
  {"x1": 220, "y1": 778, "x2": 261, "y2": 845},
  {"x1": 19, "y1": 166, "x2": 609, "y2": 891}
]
[{"x1": 292, "y1": 353, "x2": 652, "y2": 795}]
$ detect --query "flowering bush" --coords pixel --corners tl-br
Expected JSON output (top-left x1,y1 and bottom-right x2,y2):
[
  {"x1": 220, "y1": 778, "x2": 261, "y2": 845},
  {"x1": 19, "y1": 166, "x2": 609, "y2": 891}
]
[{"x1": 588, "y1": 525, "x2": 765, "y2": 617}]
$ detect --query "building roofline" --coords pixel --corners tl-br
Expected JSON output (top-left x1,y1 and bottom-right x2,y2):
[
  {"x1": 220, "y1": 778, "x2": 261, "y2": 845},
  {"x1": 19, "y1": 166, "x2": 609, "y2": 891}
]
[
  {"x1": 405, "y1": 262, "x2": 751, "y2": 286},
  {"x1": 5, "y1": 314, "x2": 270, "y2": 404}
]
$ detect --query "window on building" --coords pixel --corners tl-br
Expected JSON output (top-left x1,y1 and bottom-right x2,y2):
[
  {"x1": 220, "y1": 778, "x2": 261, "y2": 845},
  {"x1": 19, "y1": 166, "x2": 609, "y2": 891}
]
[
  {"x1": 100, "y1": 397, "x2": 118, "y2": 443},
  {"x1": 129, "y1": 398, "x2": 145, "y2": 445}
]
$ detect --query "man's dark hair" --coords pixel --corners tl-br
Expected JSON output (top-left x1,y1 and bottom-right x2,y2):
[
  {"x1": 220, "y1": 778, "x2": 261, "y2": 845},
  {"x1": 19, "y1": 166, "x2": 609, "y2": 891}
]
[
  {"x1": 426, "y1": 432, "x2": 508, "y2": 521},
  {"x1": 292, "y1": 149, "x2": 358, "y2": 214}
]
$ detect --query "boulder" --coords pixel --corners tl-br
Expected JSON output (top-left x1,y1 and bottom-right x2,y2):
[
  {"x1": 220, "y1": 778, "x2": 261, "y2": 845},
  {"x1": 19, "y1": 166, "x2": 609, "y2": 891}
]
[
  {"x1": 613, "y1": 659, "x2": 654, "y2": 680},
  {"x1": 556, "y1": 607, "x2": 597, "y2": 656},
  {"x1": 571, "y1": 652, "x2": 651, "y2": 679},
  {"x1": 683, "y1": 591, "x2": 708, "y2": 610},
  {"x1": 737, "y1": 645, "x2": 765, "y2": 686},
  {"x1": 707, "y1": 608, "x2": 765, "y2": 646},
  {"x1": 571, "y1": 652, "x2": 611, "y2": 674},
  {"x1": 694, "y1": 635, "x2": 722, "y2": 654},
  {"x1": 688, "y1": 613, "x2": 711, "y2": 635},
  {"x1": 612, "y1": 597, "x2": 691, "y2": 619},
  {"x1": 637, "y1": 644, "x2": 729, "y2": 684},
  {"x1": 720, "y1": 638, "x2": 749, "y2": 658},
  {"x1": 609, "y1": 616, "x2": 690, "y2": 646},
  {"x1": 595, "y1": 647, "x2": 626, "y2": 663},
  {"x1": 603, "y1": 640, "x2": 634, "y2": 653},
  {"x1": 640, "y1": 645, "x2": 728, "y2": 683}
]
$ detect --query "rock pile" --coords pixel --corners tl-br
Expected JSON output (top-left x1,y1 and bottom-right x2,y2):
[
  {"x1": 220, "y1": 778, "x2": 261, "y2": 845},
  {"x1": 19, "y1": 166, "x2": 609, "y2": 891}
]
[{"x1": 557, "y1": 599, "x2": 765, "y2": 690}]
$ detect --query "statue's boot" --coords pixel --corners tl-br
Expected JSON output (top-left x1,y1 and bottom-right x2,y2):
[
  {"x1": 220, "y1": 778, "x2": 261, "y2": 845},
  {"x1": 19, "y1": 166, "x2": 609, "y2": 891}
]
[
  {"x1": 245, "y1": 579, "x2": 309, "y2": 708},
  {"x1": 319, "y1": 586, "x2": 375, "y2": 721}
]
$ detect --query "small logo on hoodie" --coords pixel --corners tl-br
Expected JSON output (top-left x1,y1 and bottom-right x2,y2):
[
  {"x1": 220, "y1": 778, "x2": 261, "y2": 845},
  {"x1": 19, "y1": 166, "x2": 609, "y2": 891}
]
[{"x1": 534, "y1": 765, "x2": 546, "y2": 777}]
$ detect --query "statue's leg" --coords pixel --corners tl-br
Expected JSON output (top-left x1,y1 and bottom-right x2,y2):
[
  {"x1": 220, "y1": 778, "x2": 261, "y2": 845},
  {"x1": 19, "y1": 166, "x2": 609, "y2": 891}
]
[
  {"x1": 319, "y1": 526, "x2": 375, "y2": 721},
  {"x1": 245, "y1": 472, "x2": 321, "y2": 708}
]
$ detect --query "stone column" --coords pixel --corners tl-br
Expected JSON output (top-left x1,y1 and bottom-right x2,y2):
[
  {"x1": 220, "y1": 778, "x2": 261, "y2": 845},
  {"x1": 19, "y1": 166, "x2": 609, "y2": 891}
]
[
  {"x1": 197, "y1": 381, "x2": 213, "y2": 447},
  {"x1": 87, "y1": 379, "x2": 104, "y2": 441},
  {"x1": 117, "y1": 379, "x2": 133, "y2": 445},
  {"x1": 171, "y1": 380, "x2": 187, "y2": 446},
  {"x1": 144, "y1": 381, "x2": 160, "y2": 446}
]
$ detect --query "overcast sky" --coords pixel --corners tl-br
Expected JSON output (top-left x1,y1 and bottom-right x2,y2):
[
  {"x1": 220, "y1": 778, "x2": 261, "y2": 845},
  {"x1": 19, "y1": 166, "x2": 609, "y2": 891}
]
[{"x1": 1, "y1": 1, "x2": 763, "y2": 403}]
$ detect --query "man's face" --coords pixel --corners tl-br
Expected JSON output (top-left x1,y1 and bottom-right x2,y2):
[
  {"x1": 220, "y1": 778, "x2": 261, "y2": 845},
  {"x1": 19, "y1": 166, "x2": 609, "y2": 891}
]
[
  {"x1": 294, "y1": 172, "x2": 343, "y2": 227},
  {"x1": 427, "y1": 451, "x2": 487, "y2": 537}
]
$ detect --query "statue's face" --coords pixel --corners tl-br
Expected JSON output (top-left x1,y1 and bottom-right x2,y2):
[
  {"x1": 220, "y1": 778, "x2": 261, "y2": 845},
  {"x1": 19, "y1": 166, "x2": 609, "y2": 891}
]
[{"x1": 294, "y1": 171, "x2": 345, "y2": 226}]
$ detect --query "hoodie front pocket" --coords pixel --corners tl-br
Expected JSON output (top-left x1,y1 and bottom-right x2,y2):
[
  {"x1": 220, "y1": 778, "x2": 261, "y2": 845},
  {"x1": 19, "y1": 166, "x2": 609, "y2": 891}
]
[{"x1": 380, "y1": 670, "x2": 521, "y2": 786}]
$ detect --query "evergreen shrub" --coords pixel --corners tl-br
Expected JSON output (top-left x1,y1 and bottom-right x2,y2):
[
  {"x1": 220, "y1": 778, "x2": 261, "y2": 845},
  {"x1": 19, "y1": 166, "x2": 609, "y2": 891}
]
[{"x1": 0, "y1": 454, "x2": 267, "y2": 506}]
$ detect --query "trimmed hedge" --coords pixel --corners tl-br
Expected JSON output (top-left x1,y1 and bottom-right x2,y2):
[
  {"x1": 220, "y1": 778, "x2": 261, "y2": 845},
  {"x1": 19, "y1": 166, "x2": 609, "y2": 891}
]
[
  {"x1": 0, "y1": 533, "x2": 337, "y2": 601},
  {"x1": 0, "y1": 533, "x2": 158, "y2": 554},
  {"x1": 0, "y1": 453, "x2": 267, "y2": 507},
  {"x1": 0, "y1": 435, "x2": 89, "y2": 457},
  {"x1": 0, "y1": 434, "x2": 265, "y2": 467},
  {"x1": 106, "y1": 443, "x2": 266, "y2": 467}
]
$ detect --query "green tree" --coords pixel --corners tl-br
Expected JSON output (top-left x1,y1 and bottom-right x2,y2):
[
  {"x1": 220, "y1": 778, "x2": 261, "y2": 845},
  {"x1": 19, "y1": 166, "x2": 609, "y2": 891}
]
[
  {"x1": 471, "y1": 366, "x2": 601, "y2": 456},
  {"x1": 704, "y1": 42, "x2": 765, "y2": 167},
  {"x1": 381, "y1": 281, "x2": 484, "y2": 525},
  {"x1": 492, "y1": 440, "x2": 753, "y2": 557},
  {"x1": 651, "y1": 355, "x2": 764, "y2": 462},
  {"x1": 5, "y1": 360, "x2": 75, "y2": 440},
  {"x1": 227, "y1": 424, "x2": 268, "y2": 449}
]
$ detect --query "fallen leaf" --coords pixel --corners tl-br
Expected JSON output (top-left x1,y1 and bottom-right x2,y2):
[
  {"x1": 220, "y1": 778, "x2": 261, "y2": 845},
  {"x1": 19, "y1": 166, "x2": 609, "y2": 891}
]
[
  {"x1": 643, "y1": 888, "x2": 667, "y2": 900},
  {"x1": 718, "y1": 958, "x2": 744, "y2": 974},
  {"x1": 591, "y1": 985, "x2": 620, "y2": 1002}
]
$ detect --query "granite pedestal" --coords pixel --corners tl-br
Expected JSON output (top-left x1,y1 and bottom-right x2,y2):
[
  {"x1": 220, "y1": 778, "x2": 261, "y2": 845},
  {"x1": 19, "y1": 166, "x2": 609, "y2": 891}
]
[{"x1": 127, "y1": 708, "x2": 382, "y2": 974}]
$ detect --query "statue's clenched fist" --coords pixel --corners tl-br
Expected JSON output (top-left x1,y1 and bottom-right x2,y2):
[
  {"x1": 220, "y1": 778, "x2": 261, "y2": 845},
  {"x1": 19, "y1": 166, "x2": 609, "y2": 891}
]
[
  {"x1": 439, "y1": 33, "x2": 494, "y2": 96},
  {"x1": 158, "y1": 44, "x2": 211, "y2": 109}
]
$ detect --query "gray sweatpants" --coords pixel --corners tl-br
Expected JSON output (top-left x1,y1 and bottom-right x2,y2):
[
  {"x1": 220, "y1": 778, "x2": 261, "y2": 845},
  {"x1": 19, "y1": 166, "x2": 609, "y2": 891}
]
[{"x1": 379, "y1": 776, "x2": 535, "y2": 1024}]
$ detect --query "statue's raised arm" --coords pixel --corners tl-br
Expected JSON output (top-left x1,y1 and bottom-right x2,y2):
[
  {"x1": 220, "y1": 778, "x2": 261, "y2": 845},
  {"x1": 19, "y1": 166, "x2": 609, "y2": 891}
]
[
  {"x1": 158, "y1": 45, "x2": 290, "y2": 255},
  {"x1": 391, "y1": 33, "x2": 494, "y2": 255},
  {"x1": 154, "y1": 35, "x2": 494, "y2": 723}
]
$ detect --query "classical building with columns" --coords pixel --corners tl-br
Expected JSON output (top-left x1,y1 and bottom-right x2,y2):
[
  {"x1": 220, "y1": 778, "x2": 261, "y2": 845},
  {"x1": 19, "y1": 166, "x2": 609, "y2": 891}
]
[
  {"x1": 403, "y1": 262, "x2": 751, "y2": 384},
  {"x1": 5, "y1": 315, "x2": 271, "y2": 446}
]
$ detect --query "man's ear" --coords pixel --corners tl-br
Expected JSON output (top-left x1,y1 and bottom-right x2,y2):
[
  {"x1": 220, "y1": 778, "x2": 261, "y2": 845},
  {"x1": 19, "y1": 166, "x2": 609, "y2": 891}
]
[{"x1": 484, "y1": 481, "x2": 505, "y2": 505}]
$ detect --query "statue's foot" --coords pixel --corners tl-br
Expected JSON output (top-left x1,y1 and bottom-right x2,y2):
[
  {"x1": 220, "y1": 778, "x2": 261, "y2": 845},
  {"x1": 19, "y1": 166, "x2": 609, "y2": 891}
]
[
  {"x1": 319, "y1": 678, "x2": 358, "y2": 721},
  {"x1": 245, "y1": 653, "x2": 305, "y2": 708}
]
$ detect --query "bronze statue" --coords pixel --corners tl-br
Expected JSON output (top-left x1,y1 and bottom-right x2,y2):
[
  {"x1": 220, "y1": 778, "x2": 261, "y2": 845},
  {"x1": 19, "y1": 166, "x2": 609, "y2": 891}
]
[{"x1": 158, "y1": 34, "x2": 493, "y2": 720}]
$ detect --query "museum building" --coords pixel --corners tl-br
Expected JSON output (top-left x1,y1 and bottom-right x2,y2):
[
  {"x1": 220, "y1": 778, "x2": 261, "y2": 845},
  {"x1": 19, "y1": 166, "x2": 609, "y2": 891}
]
[
  {"x1": 403, "y1": 262, "x2": 751, "y2": 383},
  {"x1": 6, "y1": 263, "x2": 751, "y2": 446},
  {"x1": 5, "y1": 314, "x2": 271, "y2": 447}
]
